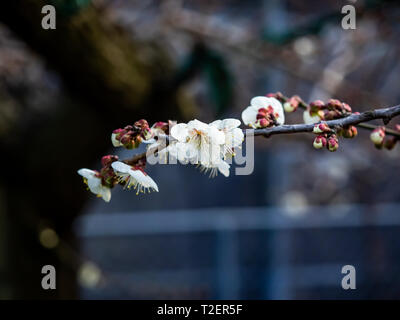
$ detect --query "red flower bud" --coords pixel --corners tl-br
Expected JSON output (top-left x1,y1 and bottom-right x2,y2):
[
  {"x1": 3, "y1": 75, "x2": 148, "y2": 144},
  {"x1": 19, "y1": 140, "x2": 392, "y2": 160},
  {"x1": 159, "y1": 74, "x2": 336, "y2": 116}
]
[
  {"x1": 342, "y1": 103, "x2": 352, "y2": 113},
  {"x1": 153, "y1": 121, "x2": 169, "y2": 132},
  {"x1": 370, "y1": 127, "x2": 385, "y2": 146},
  {"x1": 101, "y1": 155, "x2": 119, "y2": 167},
  {"x1": 313, "y1": 122, "x2": 331, "y2": 134},
  {"x1": 384, "y1": 137, "x2": 397, "y2": 150},
  {"x1": 310, "y1": 100, "x2": 325, "y2": 112},
  {"x1": 257, "y1": 118, "x2": 270, "y2": 128},
  {"x1": 313, "y1": 135, "x2": 327, "y2": 149},
  {"x1": 327, "y1": 135, "x2": 339, "y2": 152},
  {"x1": 327, "y1": 99, "x2": 342, "y2": 110},
  {"x1": 283, "y1": 96, "x2": 299, "y2": 113},
  {"x1": 342, "y1": 126, "x2": 357, "y2": 139}
]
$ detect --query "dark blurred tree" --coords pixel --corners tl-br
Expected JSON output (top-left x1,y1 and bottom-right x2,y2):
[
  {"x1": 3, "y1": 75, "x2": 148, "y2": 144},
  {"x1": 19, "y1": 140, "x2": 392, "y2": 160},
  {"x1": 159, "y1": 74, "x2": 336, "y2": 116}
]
[{"x1": 0, "y1": 0, "x2": 193, "y2": 299}]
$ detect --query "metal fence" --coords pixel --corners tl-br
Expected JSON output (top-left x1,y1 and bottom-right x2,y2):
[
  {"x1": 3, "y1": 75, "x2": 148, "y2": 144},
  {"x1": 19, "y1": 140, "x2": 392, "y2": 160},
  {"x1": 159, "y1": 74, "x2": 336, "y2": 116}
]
[{"x1": 77, "y1": 203, "x2": 400, "y2": 299}]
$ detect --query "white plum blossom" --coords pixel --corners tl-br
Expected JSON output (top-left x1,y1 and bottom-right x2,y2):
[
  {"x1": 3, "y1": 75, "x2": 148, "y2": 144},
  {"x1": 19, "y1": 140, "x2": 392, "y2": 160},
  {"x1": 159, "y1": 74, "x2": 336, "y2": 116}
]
[
  {"x1": 209, "y1": 118, "x2": 244, "y2": 159},
  {"x1": 111, "y1": 161, "x2": 158, "y2": 194},
  {"x1": 170, "y1": 119, "x2": 225, "y2": 166},
  {"x1": 77, "y1": 168, "x2": 111, "y2": 202},
  {"x1": 241, "y1": 96, "x2": 285, "y2": 128}
]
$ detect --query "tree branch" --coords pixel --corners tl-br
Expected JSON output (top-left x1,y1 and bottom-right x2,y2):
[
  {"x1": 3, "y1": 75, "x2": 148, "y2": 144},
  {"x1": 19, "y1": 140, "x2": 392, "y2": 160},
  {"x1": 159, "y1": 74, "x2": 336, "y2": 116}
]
[
  {"x1": 253, "y1": 105, "x2": 400, "y2": 138},
  {"x1": 120, "y1": 104, "x2": 400, "y2": 166}
]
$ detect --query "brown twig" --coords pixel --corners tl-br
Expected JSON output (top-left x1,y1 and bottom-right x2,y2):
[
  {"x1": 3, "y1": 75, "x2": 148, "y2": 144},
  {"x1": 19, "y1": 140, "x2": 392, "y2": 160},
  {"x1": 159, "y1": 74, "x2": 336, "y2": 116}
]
[{"x1": 253, "y1": 105, "x2": 400, "y2": 138}]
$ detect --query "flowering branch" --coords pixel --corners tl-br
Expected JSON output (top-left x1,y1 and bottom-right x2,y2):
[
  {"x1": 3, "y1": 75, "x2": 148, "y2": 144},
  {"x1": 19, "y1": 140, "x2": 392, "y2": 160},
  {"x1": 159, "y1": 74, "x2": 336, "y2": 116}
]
[{"x1": 78, "y1": 92, "x2": 400, "y2": 202}]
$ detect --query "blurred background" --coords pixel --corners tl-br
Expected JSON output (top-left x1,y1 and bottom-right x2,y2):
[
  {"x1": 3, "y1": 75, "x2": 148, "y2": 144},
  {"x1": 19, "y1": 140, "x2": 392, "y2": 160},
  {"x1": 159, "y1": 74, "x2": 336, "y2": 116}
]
[{"x1": 1, "y1": 0, "x2": 400, "y2": 299}]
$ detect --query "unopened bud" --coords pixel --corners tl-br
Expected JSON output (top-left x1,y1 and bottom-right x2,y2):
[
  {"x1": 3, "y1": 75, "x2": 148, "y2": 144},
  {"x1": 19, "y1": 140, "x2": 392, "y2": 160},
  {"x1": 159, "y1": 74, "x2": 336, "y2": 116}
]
[
  {"x1": 384, "y1": 137, "x2": 397, "y2": 150},
  {"x1": 134, "y1": 119, "x2": 152, "y2": 141},
  {"x1": 327, "y1": 99, "x2": 342, "y2": 110},
  {"x1": 257, "y1": 118, "x2": 270, "y2": 128},
  {"x1": 313, "y1": 135, "x2": 327, "y2": 149},
  {"x1": 327, "y1": 136, "x2": 339, "y2": 152},
  {"x1": 310, "y1": 100, "x2": 325, "y2": 112},
  {"x1": 342, "y1": 103, "x2": 352, "y2": 113},
  {"x1": 257, "y1": 107, "x2": 268, "y2": 117},
  {"x1": 313, "y1": 122, "x2": 331, "y2": 134},
  {"x1": 350, "y1": 126, "x2": 358, "y2": 137},
  {"x1": 342, "y1": 126, "x2": 357, "y2": 139},
  {"x1": 101, "y1": 155, "x2": 119, "y2": 167},
  {"x1": 370, "y1": 127, "x2": 385, "y2": 145},
  {"x1": 120, "y1": 133, "x2": 134, "y2": 149},
  {"x1": 285, "y1": 96, "x2": 300, "y2": 112}
]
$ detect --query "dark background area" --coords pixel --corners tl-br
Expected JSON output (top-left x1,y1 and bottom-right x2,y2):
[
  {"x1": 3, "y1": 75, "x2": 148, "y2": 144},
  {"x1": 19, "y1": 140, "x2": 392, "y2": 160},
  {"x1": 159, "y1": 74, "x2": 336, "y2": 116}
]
[{"x1": 0, "y1": 0, "x2": 400, "y2": 299}]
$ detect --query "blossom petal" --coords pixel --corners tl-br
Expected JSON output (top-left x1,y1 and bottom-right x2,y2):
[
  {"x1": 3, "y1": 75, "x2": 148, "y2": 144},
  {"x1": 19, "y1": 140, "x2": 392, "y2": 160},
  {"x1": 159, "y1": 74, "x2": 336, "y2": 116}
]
[
  {"x1": 170, "y1": 123, "x2": 188, "y2": 142},
  {"x1": 187, "y1": 119, "x2": 209, "y2": 132},
  {"x1": 241, "y1": 106, "x2": 258, "y2": 126},
  {"x1": 250, "y1": 96, "x2": 269, "y2": 108},
  {"x1": 218, "y1": 161, "x2": 230, "y2": 177},
  {"x1": 221, "y1": 118, "x2": 241, "y2": 130},
  {"x1": 144, "y1": 174, "x2": 159, "y2": 192},
  {"x1": 130, "y1": 169, "x2": 159, "y2": 192},
  {"x1": 99, "y1": 186, "x2": 111, "y2": 202},
  {"x1": 209, "y1": 119, "x2": 222, "y2": 128},
  {"x1": 111, "y1": 161, "x2": 132, "y2": 174},
  {"x1": 208, "y1": 126, "x2": 225, "y2": 145},
  {"x1": 86, "y1": 176, "x2": 102, "y2": 194},
  {"x1": 77, "y1": 168, "x2": 96, "y2": 179},
  {"x1": 269, "y1": 98, "x2": 285, "y2": 125},
  {"x1": 227, "y1": 127, "x2": 244, "y2": 148}
]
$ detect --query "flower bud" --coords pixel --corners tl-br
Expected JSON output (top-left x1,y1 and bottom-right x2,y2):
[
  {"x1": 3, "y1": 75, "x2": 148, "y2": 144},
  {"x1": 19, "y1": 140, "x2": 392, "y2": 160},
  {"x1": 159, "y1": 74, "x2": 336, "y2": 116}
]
[
  {"x1": 384, "y1": 137, "x2": 397, "y2": 150},
  {"x1": 283, "y1": 96, "x2": 300, "y2": 113},
  {"x1": 342, "y1": 103, "x2": 352, "y2": 113},
  {"x1": 152, "y1": 121, "x2": 169, "y2": 132},
  {"x1": 313, "y1": 135, "x2": 327, "y2": 149},
  {"x1": 396, "y1": 124, "x2": 400, "y2": 132},
  {"x1": 350, "y1": 126, "x2": 358, "y2": 137},
  {"x1": 313, "y1": 122, "x2": 331, "y2": 134},
  {"x1": 370, "y1": 127, "x2": 385, "y2": 146},
  {"x1": 310, "y1": 100, "x2": 325, "y2": 112},
  {"x1": 101, "y1": 155, "x2": 119, "y2": 167},
  {"x1": 134, "y1": 119, "x2": 152, "y2": 141},
  {"x1": 257, "y1": 107, "x2": 268, "y2": 117},
  {"x1": 120, "y1": 133, "x2": 134, "y2": 149},
  {"x1": 327, "y1": 99, "x2": 342, "y2": 111},
  {"x1": 266, "y1": 92, "x2": 284, "y2": 102},
  {"x1": 324, "y1": 110, "x2": 340, "y2": 120},
  {"x1": 257, "y1": 118, "x2": 270, "y2": 128},
  {"x1": 342, "y1": 126, "x2": 357, "y2": 138},
  {"x1": 327, "y1": 136, "x2": 339, "y2": 152}
]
